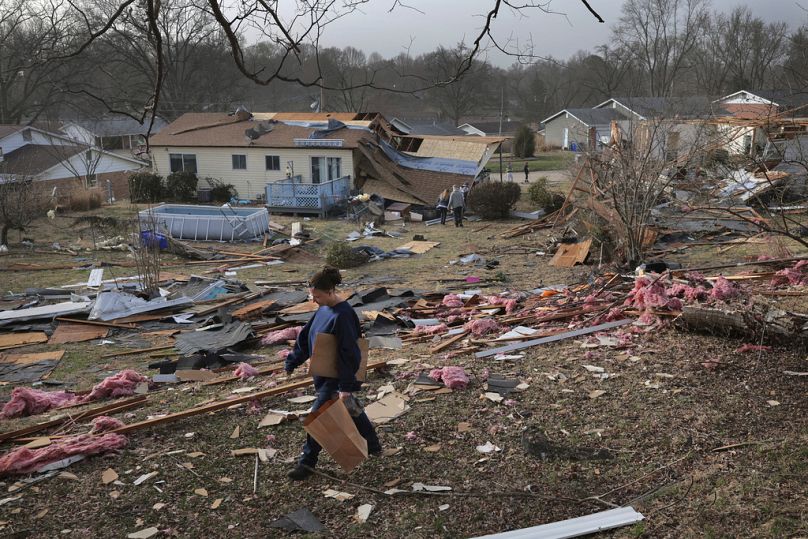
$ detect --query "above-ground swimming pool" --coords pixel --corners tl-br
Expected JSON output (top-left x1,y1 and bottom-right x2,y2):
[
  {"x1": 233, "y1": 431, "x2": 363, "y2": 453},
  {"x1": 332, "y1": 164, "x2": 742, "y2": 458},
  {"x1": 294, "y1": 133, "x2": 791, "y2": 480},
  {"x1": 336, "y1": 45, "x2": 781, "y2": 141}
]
[{"x1": 139, "y1": 204, "x2": 270, "y2": 241}]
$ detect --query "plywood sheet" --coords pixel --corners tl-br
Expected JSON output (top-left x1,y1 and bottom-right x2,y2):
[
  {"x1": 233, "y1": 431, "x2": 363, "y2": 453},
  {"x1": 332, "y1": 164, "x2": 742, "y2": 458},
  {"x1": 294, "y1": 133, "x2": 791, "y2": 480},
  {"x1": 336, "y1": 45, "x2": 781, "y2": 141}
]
[
  {"x1": 231, "y1": 299, "x2": 276, "y2": 319},
  {"x1": 549, "y1": 239, "x2": 592, "y2": 268},
  {"x1": 49, "y1": 322, "x2": 109, "y2": 344},
  {"x1": 0, "y1": 350, "x2": 65, "y2": 365},
  {"x1": 0, "y1": 332, "x2": 48, "y2": 351},
  {"x1": 396, "y1": 241, "x2": 441, "y2": 254}
]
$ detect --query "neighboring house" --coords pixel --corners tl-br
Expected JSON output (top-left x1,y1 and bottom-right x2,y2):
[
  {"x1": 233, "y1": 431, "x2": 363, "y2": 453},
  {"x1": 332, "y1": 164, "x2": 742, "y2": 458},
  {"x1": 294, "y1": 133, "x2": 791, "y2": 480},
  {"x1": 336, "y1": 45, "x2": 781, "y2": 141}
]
[
  {"x1": 150, "y1": 110, "x2": 502, "y2": 211},
  {"x1": 0, "y1": 125, "x2": 148, "y2": 198},
  {"x1": 389, "y1": 118, "x2": 467, "y2": 136},
  {"x1": 711, "y1": 90, "x2": 808, "y2": 156},
  {"x1": 541, "y1": 108, "x2": 629, "y2": 150},
  {"x1": 458, "y1": 119, "x2": 522, "y2": 137},
  {"x1": 61, "y1": 115, "x2": 168, "y2": 158}
]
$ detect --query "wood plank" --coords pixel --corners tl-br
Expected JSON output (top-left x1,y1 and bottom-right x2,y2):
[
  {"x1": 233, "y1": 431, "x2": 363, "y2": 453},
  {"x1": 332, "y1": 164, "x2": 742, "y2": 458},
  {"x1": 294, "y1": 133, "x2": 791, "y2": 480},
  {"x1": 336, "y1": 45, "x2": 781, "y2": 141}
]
[
  {"x1": 49, "y1": 323, "x2": 109, "y2": 344},
  {"x1": 0, "y1": 395, "x2": 148, "y2": 442},
  {"x1": 396, "y1": 241, "x2": 441, "y2": 254},
  {"x1": 231, "y1": 299, "x2": 276, "y2": 320},
  {"x1": 0, "y1": 332, "x2": 48, "y2": 351},
  {"x1": 0, "y1": 350, "x2": 65, "y2": 366},
  {"x1": 109, "y1": 361, "x2": 387, "y2": 435},
  {"x1": 101, "y1": 345, "x2": 174, "y2": 359},
  {"x1": 429, "y1": 331, "x2": 469, "y2": 354},
  {"x1": 549, "y1": 239, "x2": 592, "y2": 268},
  {"x1": 476, "y1": 319, "x2": 633, "y2": 358},
  {"x1": 54, "y1": 317, "x2": 137, "y2": 329}
]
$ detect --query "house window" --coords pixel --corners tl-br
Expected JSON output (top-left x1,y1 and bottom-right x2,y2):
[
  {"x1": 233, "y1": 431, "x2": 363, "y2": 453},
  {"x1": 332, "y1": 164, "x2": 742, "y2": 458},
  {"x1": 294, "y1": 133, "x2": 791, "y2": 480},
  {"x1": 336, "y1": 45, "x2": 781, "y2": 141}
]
[
  {"x1": 169, "y1": 153, "x2": 197, "y2": 173},
  {"x1": 86, "y1": 173, "x2": 98, "y2": 187},
  {"x1": 22, "y1": 129, "x2": 32, "y2": 141},
  {"x1": 232, "y1": 154, "x2": 247, "y2": 170},
  {"x1": 310, "y1": 156, "x2": 342, "y2": 184},
  {"x1": 265, "y1": 155, "x2": 280, "y2": 171}
]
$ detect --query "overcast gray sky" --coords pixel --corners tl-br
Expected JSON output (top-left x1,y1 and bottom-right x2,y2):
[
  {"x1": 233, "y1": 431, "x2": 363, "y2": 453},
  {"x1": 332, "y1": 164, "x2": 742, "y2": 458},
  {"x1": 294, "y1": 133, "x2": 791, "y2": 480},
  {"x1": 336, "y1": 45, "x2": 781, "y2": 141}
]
[{"x1": 314, "y1": 0, "x2": 808, "y2": 65}]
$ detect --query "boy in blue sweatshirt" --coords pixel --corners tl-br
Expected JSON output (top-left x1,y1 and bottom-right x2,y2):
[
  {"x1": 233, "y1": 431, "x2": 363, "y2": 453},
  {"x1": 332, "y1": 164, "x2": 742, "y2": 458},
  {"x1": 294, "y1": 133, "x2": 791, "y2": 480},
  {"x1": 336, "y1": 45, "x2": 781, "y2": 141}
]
[{"x1": 285, "y1": 266, "x2": 382, "y2": 480}]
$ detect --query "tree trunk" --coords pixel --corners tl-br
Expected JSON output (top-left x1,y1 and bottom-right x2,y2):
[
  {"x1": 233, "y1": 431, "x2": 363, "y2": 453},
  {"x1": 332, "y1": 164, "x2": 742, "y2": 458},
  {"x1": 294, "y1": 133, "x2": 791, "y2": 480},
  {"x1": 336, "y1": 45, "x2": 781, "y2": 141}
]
[
  {"x1": 676, "y1": 304, "x2": 808, "y2": 344},
  {"x1": 1, "y1": 224, "x2": 9, "y2": 246}
]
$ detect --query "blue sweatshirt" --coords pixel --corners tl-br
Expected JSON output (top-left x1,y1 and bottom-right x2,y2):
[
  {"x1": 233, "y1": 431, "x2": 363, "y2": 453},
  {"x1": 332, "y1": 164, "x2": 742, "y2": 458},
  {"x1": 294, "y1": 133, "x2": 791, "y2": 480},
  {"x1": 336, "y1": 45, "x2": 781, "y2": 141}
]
[{"x1": 284, "y1": 300, "x2": 363, "y2": 392}]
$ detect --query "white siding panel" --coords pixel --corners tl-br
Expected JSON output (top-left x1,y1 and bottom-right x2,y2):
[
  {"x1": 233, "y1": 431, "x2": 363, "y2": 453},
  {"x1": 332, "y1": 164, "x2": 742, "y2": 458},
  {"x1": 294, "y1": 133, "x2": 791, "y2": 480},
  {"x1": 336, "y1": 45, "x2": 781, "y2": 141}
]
[{"x1": 152, "y1": 146, "x2": 355, "y2": 200}]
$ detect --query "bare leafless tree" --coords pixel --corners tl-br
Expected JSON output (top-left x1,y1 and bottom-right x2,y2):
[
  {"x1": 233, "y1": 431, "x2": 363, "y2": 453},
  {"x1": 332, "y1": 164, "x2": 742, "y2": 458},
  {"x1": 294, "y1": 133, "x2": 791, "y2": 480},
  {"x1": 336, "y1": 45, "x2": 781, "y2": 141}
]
[
  {"x1": 0, "y1": 176, "x2": 48, "y2": 245},
  {"x1": 613, "y1": 0, "x2": 709, "y2": 97}
]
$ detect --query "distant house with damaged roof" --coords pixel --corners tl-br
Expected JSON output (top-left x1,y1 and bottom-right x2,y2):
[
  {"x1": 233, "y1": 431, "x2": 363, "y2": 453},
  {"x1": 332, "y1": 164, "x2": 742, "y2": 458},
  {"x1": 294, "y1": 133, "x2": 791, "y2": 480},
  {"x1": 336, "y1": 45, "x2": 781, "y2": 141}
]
[
  {"x1": 0, "y1": 125, "x2": 148, "y2": 198},
  {"x1": 149, "y1": 109, "x2": 502, "y2": 211}
]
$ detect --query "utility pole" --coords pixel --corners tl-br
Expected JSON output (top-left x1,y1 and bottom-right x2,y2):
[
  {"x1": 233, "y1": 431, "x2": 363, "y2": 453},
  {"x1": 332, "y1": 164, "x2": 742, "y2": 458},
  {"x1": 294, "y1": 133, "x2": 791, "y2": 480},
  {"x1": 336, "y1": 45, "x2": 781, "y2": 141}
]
[{"x1": 498, "y1": 87, "x2": 504, "y2": 182}]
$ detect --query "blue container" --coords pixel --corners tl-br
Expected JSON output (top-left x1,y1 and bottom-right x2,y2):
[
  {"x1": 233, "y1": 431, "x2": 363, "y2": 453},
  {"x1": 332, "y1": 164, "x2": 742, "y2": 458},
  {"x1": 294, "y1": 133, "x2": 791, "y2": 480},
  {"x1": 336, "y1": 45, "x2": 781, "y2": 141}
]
[{"x1": 141, "y1": 231, "x2": 169, "y2": 249}]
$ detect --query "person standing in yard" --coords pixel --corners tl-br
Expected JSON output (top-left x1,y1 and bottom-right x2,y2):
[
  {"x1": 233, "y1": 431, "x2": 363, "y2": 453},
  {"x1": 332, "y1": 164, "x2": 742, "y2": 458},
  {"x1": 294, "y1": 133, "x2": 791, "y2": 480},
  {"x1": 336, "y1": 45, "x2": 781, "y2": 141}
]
[
  {"x1": 506, "y1": 164, "x2": 514, "y2": 182},
  {"x1": 448, "y1": 185, "x2": 465, "y2": 227},
  {"x1": 285, "y1": 266, "x2": 382, "y2": 480},
  {"x1": 523, "y1": 162, "x2": 529, "y2": 183},
  {"x1": 436, "y1": 189, "x2": 450, "y2": 225}
]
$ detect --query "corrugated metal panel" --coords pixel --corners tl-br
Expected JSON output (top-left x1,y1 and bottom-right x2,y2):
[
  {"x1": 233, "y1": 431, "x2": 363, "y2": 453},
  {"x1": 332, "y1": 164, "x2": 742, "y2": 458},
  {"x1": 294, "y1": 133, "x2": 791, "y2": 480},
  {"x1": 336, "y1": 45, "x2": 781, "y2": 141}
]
[{"x1": 470, "y1": 507, "x2": 645, "y2": 539}]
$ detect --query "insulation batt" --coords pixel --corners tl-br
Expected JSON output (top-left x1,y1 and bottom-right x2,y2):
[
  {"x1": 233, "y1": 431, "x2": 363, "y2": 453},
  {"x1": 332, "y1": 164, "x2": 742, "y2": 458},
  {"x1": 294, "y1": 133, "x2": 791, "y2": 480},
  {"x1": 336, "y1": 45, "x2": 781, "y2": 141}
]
[
  {"x1": 413, "y1": 323, "x2": 449, "y2": 335},
  {"x1": 0, "y1": 433, "x2": 128, "y2": 475},
  {"x1": 1, "y1": 388, "x2": 74, "y2": 419},
  {"x1": 90, "y1": 415, "x2": 125, "y2": 434},
  {"x1": 1, "y1": 370, "x2": 147, "y2": 419},
  {"x1": 735, "y1": 344, "x2": 772, "y2": 353},
  {"x1": 261, "y1": 326, "x2": 303, "y2": 345},
  {"x1": 441, "y1": 294, "x2": 464, "y2": 308},
  {"x1": 428, "y1": 366, "x2": 469, "y2": 389},
  {"x1": 234, "y1": 362, "x2": 259, "y2": 380},
  {"x1": 484, "y1": 295, "x2": 518, "y2": 314},
  {"x1": 667, "y1": 283, "x2": 709, "y2": 302},
  {"x1": 624, "y1": 276, "x2": 682, "y2": 311},
  {"x1": 771, "y1": 260, "x2": 808, "y2": 286},
  {"x1": 709, "y1": 276, "x2": 741, "y2": 301},
  {"x1": 463, "y1": 318, "x2": 501, "y2": 336},
  {"x1": 76, "y1": 369, "x2": 147, "y2": 404},
  {"x1": 276, "y1": 349, "x2": 291, "y2": 360}
]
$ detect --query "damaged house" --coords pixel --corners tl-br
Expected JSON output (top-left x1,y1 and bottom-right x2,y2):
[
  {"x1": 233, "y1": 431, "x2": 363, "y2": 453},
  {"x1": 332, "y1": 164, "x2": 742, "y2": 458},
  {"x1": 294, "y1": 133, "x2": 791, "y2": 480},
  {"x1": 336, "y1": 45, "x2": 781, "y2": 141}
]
[{"x1": 150, "y1": 109, "x2": 502, "y2": 213}]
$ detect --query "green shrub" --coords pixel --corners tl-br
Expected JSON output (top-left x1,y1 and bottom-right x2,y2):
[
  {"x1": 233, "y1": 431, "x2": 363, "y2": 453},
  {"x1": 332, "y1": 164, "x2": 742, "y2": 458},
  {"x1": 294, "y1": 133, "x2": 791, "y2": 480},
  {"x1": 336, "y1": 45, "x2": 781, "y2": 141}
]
[
  {"x1": 129, "y1": 172, "x2": 163, "y2": 203},
  {"x1": 527, "y1": 177, "x2": 565, "y2": 213},
  {"x1": 467, "y1": 181, "x2": 522, "y2": 219},
  {"x1": 325, "y1": 241, "x2": 368, "y2": 268},
  {"x1": 205, "y1": 178, "x2": 238, "y2": 203},
  {"x1": 512, "y1": 125, "x2": 536, "y2": 158},
  {"x1": 165, "y1": 171, "x2": 198, "y2": 202}
]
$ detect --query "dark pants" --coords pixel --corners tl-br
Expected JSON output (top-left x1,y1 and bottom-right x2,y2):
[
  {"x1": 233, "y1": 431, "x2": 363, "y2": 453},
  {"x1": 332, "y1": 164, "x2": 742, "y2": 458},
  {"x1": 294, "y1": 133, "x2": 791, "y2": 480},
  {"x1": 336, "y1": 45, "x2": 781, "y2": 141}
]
[
  {"x1": 453, "y1": 207, "x2": 463, "y2": 227},
  {"x1": 299, "y1": 384, "x2": 380, "y2": 467},
  {"x1": 438, "y1": 206, "x2": 447, "y2": 225}
]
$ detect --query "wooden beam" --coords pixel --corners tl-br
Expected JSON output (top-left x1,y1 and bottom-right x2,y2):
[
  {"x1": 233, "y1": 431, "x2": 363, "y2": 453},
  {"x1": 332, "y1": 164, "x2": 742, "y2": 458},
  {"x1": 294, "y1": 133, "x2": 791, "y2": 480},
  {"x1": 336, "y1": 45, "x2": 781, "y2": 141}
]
[
  {"x1": 108, "y1": 361, "x2": 387, "y2": 436},
  {"x1": 55, "y1": 317, "x2": 138, "y2": 329},
  {"x1": 101, "y1": 345, "x2": 174, "y2": 359},
  {"x1": 0, "y1": 395, "x2": 148, "y2": 443},
  {"x1": 429, "y1": 331, "x2": 469, "y2": 354}
]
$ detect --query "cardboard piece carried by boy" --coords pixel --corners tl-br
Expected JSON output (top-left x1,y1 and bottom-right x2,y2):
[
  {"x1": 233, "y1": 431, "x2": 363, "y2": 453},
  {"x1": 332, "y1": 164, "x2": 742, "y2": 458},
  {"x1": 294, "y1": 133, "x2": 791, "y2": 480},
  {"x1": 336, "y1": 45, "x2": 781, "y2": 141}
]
[
  {"x1": 308, "y1": 333, "x2": 368, "y2": 381},
  {"x1": 303, "y1": 398, "x2": 368, "y2": 473}
]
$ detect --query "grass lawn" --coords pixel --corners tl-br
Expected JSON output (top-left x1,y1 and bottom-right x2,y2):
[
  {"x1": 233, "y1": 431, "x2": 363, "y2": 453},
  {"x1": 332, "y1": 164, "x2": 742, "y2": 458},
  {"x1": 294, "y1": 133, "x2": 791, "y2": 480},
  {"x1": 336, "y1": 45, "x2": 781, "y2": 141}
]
[
  {"x1": 487, "y1": 151, "x2": 574, "y2": 173},
  {"x1": 0, "y1": 202, "x2": 805, "y2": 538}
]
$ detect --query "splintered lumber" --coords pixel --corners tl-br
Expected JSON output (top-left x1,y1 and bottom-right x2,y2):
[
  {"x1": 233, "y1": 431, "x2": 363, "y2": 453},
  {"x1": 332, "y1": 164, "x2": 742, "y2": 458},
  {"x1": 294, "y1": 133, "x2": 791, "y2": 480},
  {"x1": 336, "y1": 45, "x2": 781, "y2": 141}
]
[
  {"x1": 49, "y1": 323, "x2": 109, "y2": 344},
  {"x1": 0, "y1": 395, "x2": 148, "y2": 443},
  {"x1": 430, "y1": 331, "x2": 469, "y2": 354},
  {"x1": 108, "y1": 361, "x2": 387, "y2": 435},
  {"x1": 231, "y1": 299, "x2": 276, "y2": 320},
  {"x1": 101, "y1": 345, "x2": 174, "y2": 359},
  {"x1": 476, "y1": 319, "x2": 633, "y2": 358},
  {"x1": 54, "y1": 317, "x2": 138, "y2": 330}
]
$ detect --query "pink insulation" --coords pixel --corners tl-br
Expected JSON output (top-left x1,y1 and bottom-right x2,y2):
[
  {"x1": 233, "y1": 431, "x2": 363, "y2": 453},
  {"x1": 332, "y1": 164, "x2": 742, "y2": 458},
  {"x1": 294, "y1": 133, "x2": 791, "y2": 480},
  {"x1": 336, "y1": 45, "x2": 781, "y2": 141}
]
[
  {"x1": 667, "y1": 283, "x2": 709, "y2": 302},
  {"x1": 709, "y1": 276, "x2": 741, "y2": 302},
  {"x1": 463, "y1": 318, "x2": 501, "y2": 336},
  {"x1": 76, "y1": 369, "x2": 148, "y2": 404},
  {"x1": 234, "y1": 362, "x2": 259, "y2": 380},
  {"x1": 441, "y1": 294, "x2": 464, "y2": 308},
  {"x1": 771, "y1": 260, "x2": 808, "y2": 287},
  {"x1": 413, "y1": 323, "x2": 449, "y2": 335},
  {"x1": 428, "y1": 366, "x2": 469, "y2": 389},
  {"x1": 90, "y1": 415, "x2": 125, "y2": 434},
  {"x1": 0, "y1": 433, "x2": 128, "y2": 475},
  {"x1": 1, "y1": 388, "x2": 74, "y2": 419},
  {"x1": 261, "y1": 326, "x2": 303, "y2": 345},
  {"x1": 624, "y1": 276, "x2": 682, "y2": 311},
  {"x1": 276, "y1": 349, "x2": 291, "y2": 360}
]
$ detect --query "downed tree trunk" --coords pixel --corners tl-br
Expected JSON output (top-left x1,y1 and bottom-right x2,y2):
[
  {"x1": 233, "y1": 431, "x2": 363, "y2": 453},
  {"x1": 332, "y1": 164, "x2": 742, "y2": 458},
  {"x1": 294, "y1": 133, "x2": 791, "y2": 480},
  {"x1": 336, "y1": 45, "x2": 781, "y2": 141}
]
[{"x1": 676, "y1": 304, "x2": 808, "y2": 343}]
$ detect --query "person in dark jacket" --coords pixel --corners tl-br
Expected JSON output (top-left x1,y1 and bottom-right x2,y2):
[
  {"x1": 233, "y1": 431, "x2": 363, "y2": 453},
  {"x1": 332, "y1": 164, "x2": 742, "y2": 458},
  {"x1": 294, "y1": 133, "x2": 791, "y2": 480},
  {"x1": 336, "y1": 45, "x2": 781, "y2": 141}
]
[
  {"x1": 523, "y1": 162, "x2": 529, "y2": 183},
  {"x1": 285, "y1": 266, "x2": 382, "y2": 480},
  {"x1": 436, "y1": 189, "x2": 450, "y2": 225}
]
